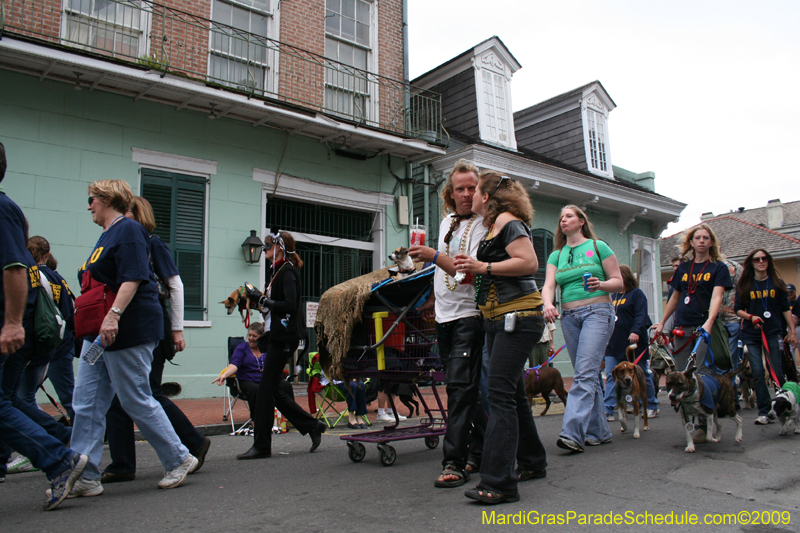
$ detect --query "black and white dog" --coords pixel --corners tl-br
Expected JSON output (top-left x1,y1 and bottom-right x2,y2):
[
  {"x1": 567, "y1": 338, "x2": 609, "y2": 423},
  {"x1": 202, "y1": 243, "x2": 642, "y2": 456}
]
[{"x1": 768, "y1": 385, "x2": 800, "y2": 436}]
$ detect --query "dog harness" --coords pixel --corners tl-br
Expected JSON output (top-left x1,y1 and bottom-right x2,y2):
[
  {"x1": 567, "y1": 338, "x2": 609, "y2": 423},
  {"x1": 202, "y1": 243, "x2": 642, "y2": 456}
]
[{"x1": 698, "y1": 374, "x2": 721, "y2": 410}]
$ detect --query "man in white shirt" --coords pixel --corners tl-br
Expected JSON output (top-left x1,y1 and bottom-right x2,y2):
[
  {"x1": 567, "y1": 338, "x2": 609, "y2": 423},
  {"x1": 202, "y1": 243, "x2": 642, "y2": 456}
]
[{"x1": 410, "y1": 159, "x2": 488, "y2": 488}]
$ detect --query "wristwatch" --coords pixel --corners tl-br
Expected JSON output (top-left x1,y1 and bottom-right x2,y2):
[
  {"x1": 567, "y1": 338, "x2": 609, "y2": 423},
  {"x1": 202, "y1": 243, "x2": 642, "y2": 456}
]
[{"x1": 110, "y1": 307, "x2": 122, "y2": 316}]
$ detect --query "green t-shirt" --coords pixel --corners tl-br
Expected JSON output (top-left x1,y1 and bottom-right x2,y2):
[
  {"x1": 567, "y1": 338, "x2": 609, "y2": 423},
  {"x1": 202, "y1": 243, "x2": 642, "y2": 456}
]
[{"x1": 547, "y1": 239, "x2": 615, "y2": 304}]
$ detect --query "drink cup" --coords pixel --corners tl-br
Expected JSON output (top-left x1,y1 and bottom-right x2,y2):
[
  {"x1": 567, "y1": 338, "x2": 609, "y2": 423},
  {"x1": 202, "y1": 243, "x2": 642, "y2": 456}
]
[{"x1": 410, "y1": 224, "x2": 427, "y2": 246}]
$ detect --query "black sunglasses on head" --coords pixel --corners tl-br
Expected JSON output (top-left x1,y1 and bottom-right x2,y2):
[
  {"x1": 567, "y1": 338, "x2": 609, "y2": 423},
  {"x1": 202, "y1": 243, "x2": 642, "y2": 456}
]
[{"x1": 491, "y1": 176, "x2": 512, "y2": 196}]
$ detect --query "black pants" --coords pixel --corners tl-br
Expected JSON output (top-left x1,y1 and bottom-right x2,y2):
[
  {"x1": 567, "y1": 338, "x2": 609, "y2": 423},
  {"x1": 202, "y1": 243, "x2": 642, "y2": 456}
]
[
  {"x1": 237, "y1": 379, "x2": 294, "y2": 417},
  {"x1": 104, "y1": 340, "x2": 206, "y2": 475},
  {"x1": 436, "y1": 315, "x2": 486, "y2": 470},
  {"x1": 253, "y1": 340, "x2": 317, "y2": 451}
]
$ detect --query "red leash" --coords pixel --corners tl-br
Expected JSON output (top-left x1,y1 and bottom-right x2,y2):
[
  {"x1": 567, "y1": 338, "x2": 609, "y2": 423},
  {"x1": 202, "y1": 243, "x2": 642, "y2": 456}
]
[
  {"x1": 632, "y1": 332, "x2": 669, "y2": 366},
  {"x1": 760, "y1": 327, "x2": 783, "y2": 388}
]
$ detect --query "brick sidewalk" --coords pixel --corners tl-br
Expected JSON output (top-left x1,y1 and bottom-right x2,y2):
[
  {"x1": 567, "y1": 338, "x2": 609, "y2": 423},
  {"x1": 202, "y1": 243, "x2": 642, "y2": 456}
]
[{"x1": 39, "y1": 378, "x2": 575, "y2": 431}]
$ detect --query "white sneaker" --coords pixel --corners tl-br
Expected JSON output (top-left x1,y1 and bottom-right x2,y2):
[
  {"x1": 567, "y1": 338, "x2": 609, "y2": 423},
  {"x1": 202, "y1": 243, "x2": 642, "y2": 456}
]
[
  {"x1": 376, "y1": 413, "x2": 395, "y2": 423},
  {"x1": 158, "y1": 455, "x2": 198, "y2": 489},
  {"x1": 646, "y1": 409, "x2": 660, "y2": 418},
  {"x1": 754, "y1": 415, "x2": 771, "y2": 425},
  {"x1": 7, "y1": 455, "x2": 39, "y2": 474},
  {"x1": 390, "y1": 412, "x2": 408, "y2": 421},
  {"x1": 605, "y1": 413, "x2": 615, "y2": 422},
  {"x1": 46, "y1": 476, "x2": 103, "y2": 499}
]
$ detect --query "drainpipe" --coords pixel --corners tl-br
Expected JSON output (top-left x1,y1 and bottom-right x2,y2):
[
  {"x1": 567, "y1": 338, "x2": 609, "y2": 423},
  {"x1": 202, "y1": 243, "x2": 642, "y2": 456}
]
[
  {"x1": 423, "y1": 164, "x2": 430, "y2": 231},
  {"x1": 403, "y1": 0, "x2": 410, "y2": 133}
]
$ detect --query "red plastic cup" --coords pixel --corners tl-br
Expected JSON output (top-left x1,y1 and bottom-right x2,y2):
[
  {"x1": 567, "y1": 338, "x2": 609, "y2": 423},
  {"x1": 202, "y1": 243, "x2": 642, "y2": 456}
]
[{"x1": 411, "y1": 224, "x2": 426, "y2": 246}]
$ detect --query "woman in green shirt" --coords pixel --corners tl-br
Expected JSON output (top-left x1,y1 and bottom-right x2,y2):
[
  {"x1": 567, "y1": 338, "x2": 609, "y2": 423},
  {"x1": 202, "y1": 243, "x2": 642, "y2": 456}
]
[{"x1": 542, "y1": 205, "x2": 623, "y2": 453}]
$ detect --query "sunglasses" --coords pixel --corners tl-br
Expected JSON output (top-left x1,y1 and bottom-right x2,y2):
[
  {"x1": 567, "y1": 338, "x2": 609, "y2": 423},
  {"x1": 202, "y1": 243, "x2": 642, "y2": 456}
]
[
  {"x1": 491, "y1": 176, "x2": 512, "y2": 196},
  {"x1": 752, "y1": 256, "x2": 769, "y2": 263},
  {"x1": 568, "y1": 248, "x2": 575, "y2": 265},
  {"x1": 88, "y1": 195, "x2": 103, "y2": 205}
]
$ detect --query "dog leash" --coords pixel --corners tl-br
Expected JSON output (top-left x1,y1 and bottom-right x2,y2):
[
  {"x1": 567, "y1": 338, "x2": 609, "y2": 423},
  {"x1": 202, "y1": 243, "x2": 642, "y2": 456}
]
[
  {"x1": 524, "y1": 344, "x2": 566, "y2": 379},
  {"x1": 760, "y1": 328, "x2": 784, "y2": 391},
  {"x1": 239, "y1": 286, "x2": 251, "y2": 328},
  {"x1": 39, "y1": 384, "x2": 71, "y2": 426},
  {"x1": 632, "y1": 332, "x2": 668, "y2": 366}
]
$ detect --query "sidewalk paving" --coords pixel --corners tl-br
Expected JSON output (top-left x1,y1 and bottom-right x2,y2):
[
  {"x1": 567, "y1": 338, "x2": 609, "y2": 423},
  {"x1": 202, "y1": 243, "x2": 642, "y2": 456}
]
[{"x1": 39, "y1": 377, "x2": 575, "y2": 434}]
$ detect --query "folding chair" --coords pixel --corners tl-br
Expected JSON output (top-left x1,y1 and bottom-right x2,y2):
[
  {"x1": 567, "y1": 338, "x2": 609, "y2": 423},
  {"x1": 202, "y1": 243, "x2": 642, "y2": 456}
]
[
  {"x1": 307, "y1": 352, "x2": 370, "y2": 428},
  {"x1": 221, "y1": 336, "x2": 254, "y2": 435}
]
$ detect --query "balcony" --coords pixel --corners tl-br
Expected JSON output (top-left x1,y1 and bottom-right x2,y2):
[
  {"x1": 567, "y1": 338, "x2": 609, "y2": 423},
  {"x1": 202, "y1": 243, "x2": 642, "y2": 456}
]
[{"x1": 0, "y1": 0, "x2": 443, "y2": 148}]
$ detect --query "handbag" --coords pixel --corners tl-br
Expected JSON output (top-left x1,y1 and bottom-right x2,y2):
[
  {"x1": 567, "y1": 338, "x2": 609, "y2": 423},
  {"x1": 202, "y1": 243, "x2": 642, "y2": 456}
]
[
  {"x1": 74, "y1": 270, "x2": 116, "y2": 339},
  {"x1": 33, "y1": 269, "x2": 66, "y2": 353}
]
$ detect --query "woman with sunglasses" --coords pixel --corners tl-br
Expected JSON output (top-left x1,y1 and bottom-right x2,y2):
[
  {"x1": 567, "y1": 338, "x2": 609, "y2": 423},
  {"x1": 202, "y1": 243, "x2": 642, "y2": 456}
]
[
  {"x1": 453, "y1": 171, "x2": 547, "y2": 505},
  {"x1": 239, "y1": 230, "x2": 326, "y2": 459},
  {"x1": 734, "y1": 249, "x2": 796, "y2": 424},
  {"x1": 542, "y1": 205, "x2": 623, "y2": 453}
]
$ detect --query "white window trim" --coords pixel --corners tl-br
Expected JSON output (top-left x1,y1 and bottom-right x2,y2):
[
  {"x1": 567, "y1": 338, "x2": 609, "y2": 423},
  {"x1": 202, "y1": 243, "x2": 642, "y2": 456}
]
[
  {"x1": 60, "y1": 0, "x2": 151, "y2": 58},
  {"x1": 323, "y1": 0, "x2": 379, "y2": 122},
  {"x1": 473, "y1": 52, "x2": 516, "y2": 150},
  {"x1": 208, "y1": 0, "x2": 279, "y2": 95},
  {"x1": 132, "y1": 148, "x2": 215, "y2": 326},
  {"x1": 253, "y1": 168, "x2": 391, "y2": 277},
  {"x1": 581, "y1": 95, "x2": 613, "y2": 178},
  {"x1": 630, "y1": 234, "x2": 660, "y2": 324}
]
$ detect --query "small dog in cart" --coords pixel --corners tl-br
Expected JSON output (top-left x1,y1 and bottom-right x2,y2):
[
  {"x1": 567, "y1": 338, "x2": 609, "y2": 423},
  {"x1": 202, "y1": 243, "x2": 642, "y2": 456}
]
[
  {"x1": 768, "y1": 383, "x2": 800, "y2": 436},
  {"x1": 666, "y1": 360, "x2": 747, "y2": 453},
  {"x1": 611, "y1": 346, "x2": 649, "y2": 439},
  {"x1": 388, "y1": 247, "x2": 417, "y2": 279}
]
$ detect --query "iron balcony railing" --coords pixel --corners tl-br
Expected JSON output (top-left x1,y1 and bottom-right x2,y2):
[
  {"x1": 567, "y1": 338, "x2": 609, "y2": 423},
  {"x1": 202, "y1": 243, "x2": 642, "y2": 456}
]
[{"x1": 0, "y1": 0, "x2": 443, "y2": 141}]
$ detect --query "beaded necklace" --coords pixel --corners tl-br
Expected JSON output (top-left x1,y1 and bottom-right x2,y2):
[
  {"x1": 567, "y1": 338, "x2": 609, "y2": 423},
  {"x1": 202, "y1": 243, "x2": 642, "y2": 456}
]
[{"x1": 444, "y1": 213, "x2": 477, "y2": 291}]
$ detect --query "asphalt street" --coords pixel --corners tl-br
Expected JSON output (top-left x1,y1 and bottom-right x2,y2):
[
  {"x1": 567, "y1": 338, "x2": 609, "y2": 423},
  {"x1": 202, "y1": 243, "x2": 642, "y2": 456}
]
[{"x1": 2, "y1": 393, "x2": 799, "y2": 533}]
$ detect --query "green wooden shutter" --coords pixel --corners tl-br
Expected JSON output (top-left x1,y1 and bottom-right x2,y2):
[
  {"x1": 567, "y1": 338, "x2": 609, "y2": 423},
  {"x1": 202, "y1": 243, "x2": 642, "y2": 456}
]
[
  {"x1": 141, "y1": 169, "x2": 208, "y2": 321},
  {"x1": 531, "y1": 228, "x2": 553, "y2": 290}
]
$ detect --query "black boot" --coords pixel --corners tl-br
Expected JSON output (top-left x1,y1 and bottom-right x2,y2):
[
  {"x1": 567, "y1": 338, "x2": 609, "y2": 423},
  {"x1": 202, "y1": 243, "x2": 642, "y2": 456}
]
[{"x1": 237, "y1": 446, "x2": 271, "y2": 460}]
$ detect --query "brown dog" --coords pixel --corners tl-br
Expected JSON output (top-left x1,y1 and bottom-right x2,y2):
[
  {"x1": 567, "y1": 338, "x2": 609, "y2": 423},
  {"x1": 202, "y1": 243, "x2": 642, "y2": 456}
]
[
  {"x1": 666, "y1": 360, "x2": 746, "y2": 453},
  {"x1": 524, "y1": 366, "x2": 568, "y2": 416},
  {"x1": 611, "y1": 357, "x2": 649, "y2": 439},
  {"x1": 737, "y1": 359, "x2": 756, "y2": 410},
  {"x1": 220, "y1": 287, "x2": 255, "y2": 323}
]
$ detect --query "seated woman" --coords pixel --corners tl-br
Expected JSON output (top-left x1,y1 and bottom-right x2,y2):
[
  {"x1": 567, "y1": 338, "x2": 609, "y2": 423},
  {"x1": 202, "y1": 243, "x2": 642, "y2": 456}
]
[{"x1": 212, "y1": 322, "x2": 265, "y2": 414}]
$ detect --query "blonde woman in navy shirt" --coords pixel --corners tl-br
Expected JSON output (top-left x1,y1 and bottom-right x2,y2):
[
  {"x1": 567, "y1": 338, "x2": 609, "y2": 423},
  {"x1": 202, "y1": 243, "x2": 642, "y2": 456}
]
[{"x1": 734, "y1": 249, "x2": 797, "y2": 424}]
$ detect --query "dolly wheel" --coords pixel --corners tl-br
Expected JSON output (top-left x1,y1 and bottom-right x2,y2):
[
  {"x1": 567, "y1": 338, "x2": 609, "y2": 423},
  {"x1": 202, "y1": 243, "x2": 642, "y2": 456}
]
[
  {"x1": 378, "y1": 444, "x2": 396, "y2": 466},
  {"x1": 347, "y1": 442, "x2": 366, "y2": 462},
  {"x1": 424, "y1": 436, "x2": 439, "y2": 449}
]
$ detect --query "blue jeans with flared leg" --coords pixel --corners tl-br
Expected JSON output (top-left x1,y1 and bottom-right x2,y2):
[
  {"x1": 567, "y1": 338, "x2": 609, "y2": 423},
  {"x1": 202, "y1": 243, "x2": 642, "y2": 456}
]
[
  {"x1": 71, "y1": 340, "x2": 189, "y2": 480},
  {"x1": 560, "y1": 303, "x2": 615, "y2": 445},
  {"x1": 478, "y1": 314, "x2": 546, "y2": 495}
]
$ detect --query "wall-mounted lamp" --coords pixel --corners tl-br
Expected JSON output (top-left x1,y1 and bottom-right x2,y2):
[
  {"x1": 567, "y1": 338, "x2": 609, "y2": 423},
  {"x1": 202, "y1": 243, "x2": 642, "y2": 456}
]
[
  {"x1": 208, "y1": 103, "x2": 217, "y2": 119},
  {"x1": 241, "y1": 230, "x2": 264, "y2": 264},
  {"x1": 74, "y1": 71, "x2": 83, "y2": 91}
]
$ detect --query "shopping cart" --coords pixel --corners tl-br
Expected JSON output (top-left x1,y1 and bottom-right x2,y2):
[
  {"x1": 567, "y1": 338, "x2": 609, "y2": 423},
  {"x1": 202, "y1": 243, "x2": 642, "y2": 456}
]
[{"x1": 340, "y1": 265, "x2": 447, "y2": 466}]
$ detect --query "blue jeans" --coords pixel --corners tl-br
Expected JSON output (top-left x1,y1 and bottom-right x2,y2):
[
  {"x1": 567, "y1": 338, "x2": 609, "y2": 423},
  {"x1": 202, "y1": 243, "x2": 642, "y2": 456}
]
[
  {"x1": 71, "y1": 340, "x2": 189, "y2": 480},
  {"x1": 0, "y1": 355, "x2": 75, "y2": 480},
  {"x1": 746, "y1": 337, "x2": 784, "y2": 416},
  {"x1": 47, "y1": 349, "x2": 75, "y2": 421},
  {"x1": 560, "y1": 303, "x2": 615, "y2": 445},
  {"x1": 19, "y1": 361, "x2": 49, "y2": 406},
  {"x1": 725, "y1": 322, "x2": 743, "y2": 367},
  {"x1": 603, "y1": 355, "x2": 658, "y2": 414},
  {"x1": 479, "y1": 314, "x2": 546, "y2": 494},
  {"x1": 338, "y1": 380, "x2": 367, "y2": 415}
]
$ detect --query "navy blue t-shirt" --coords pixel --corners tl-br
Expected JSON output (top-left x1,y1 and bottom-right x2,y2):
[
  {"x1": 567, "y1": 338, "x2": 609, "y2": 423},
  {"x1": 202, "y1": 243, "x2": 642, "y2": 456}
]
[
  {"x1": 150, "y1": 235, "x2": 179, "y2": 280},
  {"x1": 0, "y1": 191, "x2": 37, "y2": 329},
  {"x1": 606, "y1": 287, "x2": 653, "y2": 359},
  {"x1": 670, "y1": 260, "x2": 732, "y2": 326},
  {"x1": 77, "y1": 216, "x2": 163, "y2": 351},
  {"x1": 734, "y1": 278, "x2": 791, "y2": 342}
]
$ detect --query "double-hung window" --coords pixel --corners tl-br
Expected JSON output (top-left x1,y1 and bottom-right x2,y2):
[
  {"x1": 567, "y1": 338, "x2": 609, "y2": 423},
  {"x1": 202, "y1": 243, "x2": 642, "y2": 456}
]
[
  {"x1": 324, "y1": 0, "x2": 372, "y2": 122},
  {"x1": 209, "y1": 0, "x2": 272, "y2": 93},
  {"x1": 481, "y1": 70, "x2": 510, "y2": 145},
  {"x1": 587, "y1": 109, "x2": 608, "y2": 173},
  {"x1": 63, "y1": 0, "x2": 147, "y2": 59},
  {"x1": 141, "y1": 169, "x2": 208, "y2": 321}
]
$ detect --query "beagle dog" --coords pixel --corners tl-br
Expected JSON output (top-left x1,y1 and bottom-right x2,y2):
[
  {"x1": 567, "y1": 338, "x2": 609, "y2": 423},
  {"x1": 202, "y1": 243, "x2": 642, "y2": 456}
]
[
  {"x1": 220, "y1": 286, "x2": 255, "y2": 323},
  {"x1": 611, "y1": 349, "x2": 650, "y2": 439}
]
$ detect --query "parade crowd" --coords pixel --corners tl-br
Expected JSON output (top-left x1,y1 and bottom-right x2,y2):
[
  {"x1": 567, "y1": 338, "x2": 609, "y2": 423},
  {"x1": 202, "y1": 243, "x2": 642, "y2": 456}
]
[{"x1": 2, "y1": 145, "x2": 798, "y2": 509}]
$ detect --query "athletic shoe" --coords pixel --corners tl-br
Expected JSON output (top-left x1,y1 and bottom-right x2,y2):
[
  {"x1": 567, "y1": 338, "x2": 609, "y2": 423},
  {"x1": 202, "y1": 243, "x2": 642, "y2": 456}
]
[
  {"x1": 376, "y1": 413, "x2": 396, "y2": 423},
  {"x1": 646, "y1": 409, "x2": 660, "y2": 418},
  {"x1": 754, "y1": 415, "x2": 771, "y2": 425},
  {"x1": 584, "y1": 437, "x2": 612, "y2": 446},
  {"x1": 158, "y1": 455, "x2": 198, "y2": 489},
  {"x1": 605, "y1": 412, "x2": 615, "y2": 422},
  {"x1": 391, "y1": 412, "x2": 408, "y2": 421},
  {"x1": 45, "y1": 476, "x2": 104, "y2": 499},
  {"x1": 8, "y1": 455, "x2": 39, "y2": 474},
  {"x1": 556, "y1": 437, "x2": 584, "y2": 453},
  {"x1": 43, "y1": 454, "x2": 89, "y2": 511}
]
